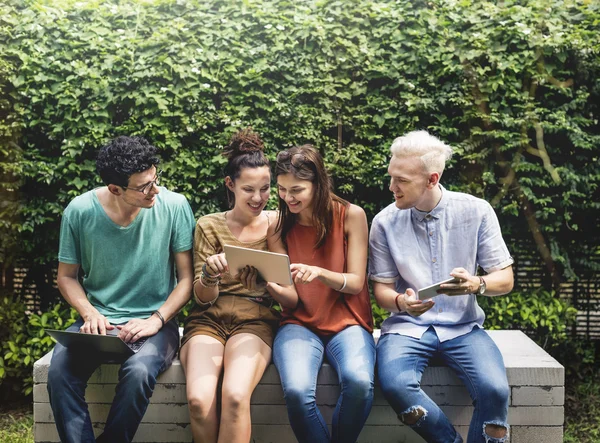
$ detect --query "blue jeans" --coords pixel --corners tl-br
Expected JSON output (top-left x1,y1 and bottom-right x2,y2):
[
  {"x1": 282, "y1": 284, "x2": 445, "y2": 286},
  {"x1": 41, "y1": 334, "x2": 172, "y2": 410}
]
[
  {"x1": 273, "y1": 324, "x2": 376, "y2": 443},
  {"x1": 47, "y1": 318, "x2": 179, "y2": 443},
  {"x1": 377, "y1": 327, "x2": 509, "y2": 443}
]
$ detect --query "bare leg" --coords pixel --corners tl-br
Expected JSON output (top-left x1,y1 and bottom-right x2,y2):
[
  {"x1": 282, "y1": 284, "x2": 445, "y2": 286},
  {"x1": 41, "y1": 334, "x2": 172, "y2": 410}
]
[
  {"x1": 181, "y1": 335, "x2": 225, "y2": 443},
  {"x1": 218, "y1": 333, "x2": 271, "y2": 443}
]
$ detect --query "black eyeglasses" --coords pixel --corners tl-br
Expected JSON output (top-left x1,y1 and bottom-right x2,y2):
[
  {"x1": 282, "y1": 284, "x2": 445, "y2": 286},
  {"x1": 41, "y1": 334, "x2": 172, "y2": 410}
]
[
  {"x1": 122, "y1": 170, "x2": 162, "y2": 195},
  {"x1": 276, "y1": 151, "x2": 307, "y2": 168}
]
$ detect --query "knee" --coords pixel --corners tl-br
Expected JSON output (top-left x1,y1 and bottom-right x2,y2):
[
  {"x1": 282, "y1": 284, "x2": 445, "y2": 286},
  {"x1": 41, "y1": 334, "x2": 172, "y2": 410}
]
[
  {"x1": 282, "y1": 382, "x2": 315, "y2": 408},
  {"x1": 187, "y1": 393, "x2": 214, "y2": 422},
  {"x1": 47, "y1": 362, "x2": 76, "y2": 393},
  {"x1": 483, "y1": 422, "x2": 509, "y2": 442},
  {"x1": 341, "y1": 372, "x2": 374, "y2": 400},
  {"x1": 399, "y1": 405, "x2": 428, "y2": 427},
  {"x1": 477, "y1": 380, "x2": 509, "y2": 408},
  {"x1": 120, "y1": 361, "x2": 155, "y2": 393},
  {"x1": 221, "y1": 385, "x2": 251, "y2": 412},
  {"x1": 47, "y1": 363, "x2": 64, "y2": 388}
]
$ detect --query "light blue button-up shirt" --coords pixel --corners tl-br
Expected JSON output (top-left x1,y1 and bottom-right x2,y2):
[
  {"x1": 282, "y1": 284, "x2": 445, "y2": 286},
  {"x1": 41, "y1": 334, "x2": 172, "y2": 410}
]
[{"x1": 369, "y1": 185, "x2": 513, "y2": 342}]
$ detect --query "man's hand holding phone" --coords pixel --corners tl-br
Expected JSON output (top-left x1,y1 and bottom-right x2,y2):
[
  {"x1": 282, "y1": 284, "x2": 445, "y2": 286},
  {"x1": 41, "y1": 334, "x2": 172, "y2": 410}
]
[
  {"x1": 438, "y1": 267, "x2": 479, "y2": 296},
  {"x1": 398, "y1": 288, "x2": 435, "y2": 317}
]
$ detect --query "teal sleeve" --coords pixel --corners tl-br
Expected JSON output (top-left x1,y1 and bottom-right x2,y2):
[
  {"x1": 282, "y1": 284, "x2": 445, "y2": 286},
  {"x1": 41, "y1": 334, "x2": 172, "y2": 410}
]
[
  {"x1": 171, "y1": 197, "x2": 195, "y2": 253},
  {"x1": 58, "y1": 211, "x2": 80, "y2": 264}
]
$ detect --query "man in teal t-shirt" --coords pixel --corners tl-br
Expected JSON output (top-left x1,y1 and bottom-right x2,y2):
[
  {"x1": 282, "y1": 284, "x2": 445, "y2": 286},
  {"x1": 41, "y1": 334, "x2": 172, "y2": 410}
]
[{"x1": 47, "y1": 136, "x2": 195, "y2": 443}]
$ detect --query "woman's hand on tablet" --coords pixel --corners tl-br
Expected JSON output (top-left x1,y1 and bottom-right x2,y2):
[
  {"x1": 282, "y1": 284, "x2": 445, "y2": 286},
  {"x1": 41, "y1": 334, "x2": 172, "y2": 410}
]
[
  {"x1": 237, "y1": 265, "x2": 266, "y2": 291},
  {"x1": 206, "y1": 253, "x2": 228, "y2": 276}
]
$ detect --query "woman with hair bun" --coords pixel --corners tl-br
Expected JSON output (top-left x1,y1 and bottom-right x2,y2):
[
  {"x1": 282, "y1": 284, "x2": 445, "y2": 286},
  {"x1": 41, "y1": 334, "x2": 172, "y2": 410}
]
[
  {"x1": 181, "y1": 129, "x2": 297, "y2": 443},
  {"x1": 271, "y1": 144, "x2": 375, "y2": 443}
]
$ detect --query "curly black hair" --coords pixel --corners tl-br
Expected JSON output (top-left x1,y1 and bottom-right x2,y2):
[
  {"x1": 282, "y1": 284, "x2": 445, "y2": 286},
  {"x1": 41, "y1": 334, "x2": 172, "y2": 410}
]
[{"x1": 96, "y1": 136, "x2": 161, "y2": 187}]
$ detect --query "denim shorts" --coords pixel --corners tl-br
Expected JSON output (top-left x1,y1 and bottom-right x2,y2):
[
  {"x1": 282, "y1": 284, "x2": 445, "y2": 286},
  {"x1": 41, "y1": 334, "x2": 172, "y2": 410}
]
[{"x1": 182, "y1": 295, "x2": 280, "y2": 348}]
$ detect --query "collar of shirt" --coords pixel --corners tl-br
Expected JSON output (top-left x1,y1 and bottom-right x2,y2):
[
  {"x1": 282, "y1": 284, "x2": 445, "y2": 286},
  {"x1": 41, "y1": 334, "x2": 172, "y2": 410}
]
[{"x1": 410, "y1": 184, "x2": 449, "y2": 222}]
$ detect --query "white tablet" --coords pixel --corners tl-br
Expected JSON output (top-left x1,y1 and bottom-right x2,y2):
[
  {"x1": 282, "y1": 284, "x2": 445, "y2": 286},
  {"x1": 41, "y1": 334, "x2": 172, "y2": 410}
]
[
  {"x1": 224, "y1": 244, "x2": 293, "y2": 286},
  {"x1": 417, "y1": 277, "x2": 460, "y2": 300}
]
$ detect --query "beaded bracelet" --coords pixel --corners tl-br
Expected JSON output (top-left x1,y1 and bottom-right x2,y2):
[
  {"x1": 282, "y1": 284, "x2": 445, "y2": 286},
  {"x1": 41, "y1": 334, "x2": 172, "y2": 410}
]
[
  {"x1": 200, "y1": 271, "x2": 220, "y2": 287},
  {"x1": 202, "y1": 263, "x2": 221, "y2": 279}
]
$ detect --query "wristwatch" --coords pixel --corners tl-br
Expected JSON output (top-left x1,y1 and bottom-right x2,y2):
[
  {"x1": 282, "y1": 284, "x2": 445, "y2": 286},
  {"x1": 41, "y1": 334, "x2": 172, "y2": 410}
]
[{"x1": 477, "y1": 276, "x2": 487, "y2": 295}]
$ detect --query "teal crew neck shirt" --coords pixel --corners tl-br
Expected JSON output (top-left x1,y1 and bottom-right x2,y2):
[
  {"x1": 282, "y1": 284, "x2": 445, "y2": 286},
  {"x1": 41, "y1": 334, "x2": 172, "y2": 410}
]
[{"x1": 58, "y1": 187, "x2": 195, "y2": 323}]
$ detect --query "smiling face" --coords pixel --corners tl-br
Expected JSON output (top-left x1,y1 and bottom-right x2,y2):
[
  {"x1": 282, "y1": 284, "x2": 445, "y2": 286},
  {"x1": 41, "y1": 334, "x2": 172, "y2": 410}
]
[
  {"x1": 387, "y1": 155, "x2": 434, "y2": 210},
  {"x1": 277, "y1": 173, "x2": 315, "y2": 217},
  {"x1": 120, "y1": 166, "x2": 161, "y2": 209},
  {"x1": 227, "y1": 165, "x2": 271, "y2": 216}
]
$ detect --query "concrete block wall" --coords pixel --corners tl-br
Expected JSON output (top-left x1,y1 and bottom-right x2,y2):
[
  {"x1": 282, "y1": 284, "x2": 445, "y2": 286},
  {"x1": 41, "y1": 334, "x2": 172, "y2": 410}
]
[{"x1": 33, "y1": 330, "x2": 564, "y2": 442}]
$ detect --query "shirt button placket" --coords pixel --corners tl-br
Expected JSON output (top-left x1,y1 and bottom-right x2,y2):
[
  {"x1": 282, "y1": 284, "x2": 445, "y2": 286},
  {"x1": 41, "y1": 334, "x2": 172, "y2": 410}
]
[
  {"x1": 428, "y1": 216, "x2": 442, "y2": 315},
  {"x1": 427, "y1": 217, "x2": 438, "y2": 279}
]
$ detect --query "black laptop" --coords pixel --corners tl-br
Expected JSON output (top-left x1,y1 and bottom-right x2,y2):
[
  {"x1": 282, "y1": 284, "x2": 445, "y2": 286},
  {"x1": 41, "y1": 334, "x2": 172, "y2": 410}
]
[{"x1": 46, "y1": 328, "x2": 148, "y2": 356}]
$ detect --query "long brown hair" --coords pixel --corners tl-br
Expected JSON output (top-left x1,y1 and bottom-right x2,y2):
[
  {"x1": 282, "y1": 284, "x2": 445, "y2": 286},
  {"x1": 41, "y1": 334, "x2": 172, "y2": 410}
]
[
  {"x1": 222, "y1": 128, "x2": 269, "y2": 207},
  {"x1": 275, "y1": 144, "x2": 348, "y2": 249}
]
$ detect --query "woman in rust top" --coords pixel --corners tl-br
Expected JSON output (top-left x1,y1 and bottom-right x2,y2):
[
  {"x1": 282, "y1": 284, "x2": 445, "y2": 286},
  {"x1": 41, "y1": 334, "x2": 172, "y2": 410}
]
[{"x1": 270, "y1": 144, "x2": 375, "y2": 443}]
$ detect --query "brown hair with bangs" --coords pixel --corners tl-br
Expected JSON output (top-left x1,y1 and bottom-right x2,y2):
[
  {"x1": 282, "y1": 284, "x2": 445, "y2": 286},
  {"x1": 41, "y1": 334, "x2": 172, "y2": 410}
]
[{"x1": 275, "y1": 144, "x2": 348, "y2": 249}]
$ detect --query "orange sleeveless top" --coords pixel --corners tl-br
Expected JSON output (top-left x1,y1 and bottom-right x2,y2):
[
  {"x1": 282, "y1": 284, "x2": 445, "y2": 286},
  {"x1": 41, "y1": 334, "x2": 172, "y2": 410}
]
[{"x1": 280, "y1": 202, "x2": 374, "y2": 335}]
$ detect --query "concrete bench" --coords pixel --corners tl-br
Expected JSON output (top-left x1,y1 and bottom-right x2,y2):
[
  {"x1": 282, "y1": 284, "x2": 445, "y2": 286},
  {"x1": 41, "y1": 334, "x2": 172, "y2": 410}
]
[{"x1": 33, "y1": 330, "x2": 564, "y2": 442}]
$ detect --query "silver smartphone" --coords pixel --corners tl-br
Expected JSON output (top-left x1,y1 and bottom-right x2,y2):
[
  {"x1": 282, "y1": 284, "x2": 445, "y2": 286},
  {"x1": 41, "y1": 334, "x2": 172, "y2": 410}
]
[{"x1": 417, "y1": 277, "x2": 460, "y2": 300}]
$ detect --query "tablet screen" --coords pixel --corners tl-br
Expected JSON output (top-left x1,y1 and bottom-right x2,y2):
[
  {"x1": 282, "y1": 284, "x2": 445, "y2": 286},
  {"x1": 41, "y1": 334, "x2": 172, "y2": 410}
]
[{"x1": 224, "y1": 245, "x2": 293, "y2": 286}]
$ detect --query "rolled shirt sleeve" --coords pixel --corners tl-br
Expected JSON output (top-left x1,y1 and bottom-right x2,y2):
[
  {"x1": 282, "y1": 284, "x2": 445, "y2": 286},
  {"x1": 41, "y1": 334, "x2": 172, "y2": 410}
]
[{"x1": 368, "y1": 211, "x2": 400, "y2": 284}]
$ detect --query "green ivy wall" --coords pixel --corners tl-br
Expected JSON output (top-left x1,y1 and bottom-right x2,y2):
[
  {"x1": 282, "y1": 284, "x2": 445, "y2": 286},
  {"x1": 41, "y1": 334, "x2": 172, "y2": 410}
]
[{"x1": 0, "y1": 0, "x2": 599, "y2": 288}]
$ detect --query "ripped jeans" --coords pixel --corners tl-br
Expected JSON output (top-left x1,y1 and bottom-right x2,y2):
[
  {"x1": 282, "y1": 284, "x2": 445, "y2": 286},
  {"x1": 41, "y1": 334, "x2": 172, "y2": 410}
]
[{"x1": 377, "y1": 327, "x2": 509, "y2": 443}]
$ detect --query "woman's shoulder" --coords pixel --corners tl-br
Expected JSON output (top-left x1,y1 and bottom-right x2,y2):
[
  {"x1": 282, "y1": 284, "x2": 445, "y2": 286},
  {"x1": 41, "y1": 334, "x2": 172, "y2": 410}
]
[
  {"x1": 343, "y1": 203, "x2": 367, "y2": 233},
  {"x1": 265, "y1": 210, "x2": 281, "y2": 236},
  {"x1": 336, "y1": 200, "x2": 365, "y2": 221},
  {"x1": 197, "y1": 212, "x2": 226, "y2": 229},
  {"x1": 346, "y1": 202, "x2": 365, "y2": 217}
]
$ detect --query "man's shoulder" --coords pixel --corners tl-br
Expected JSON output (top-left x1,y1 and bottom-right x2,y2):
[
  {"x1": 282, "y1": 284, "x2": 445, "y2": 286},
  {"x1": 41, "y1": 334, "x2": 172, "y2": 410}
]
[
  {"x1": 63, "y1": 190, "x2": 97, "y2": 216},
  {"x1": 156, "y1": 188, "x2": 189, "y2": 207},
  {"x1": 372, "y1": 202, "x2": 405, "y2": 226},
  {"x1": 445, "y1": 190, "x2": 492, "y2": 212}
]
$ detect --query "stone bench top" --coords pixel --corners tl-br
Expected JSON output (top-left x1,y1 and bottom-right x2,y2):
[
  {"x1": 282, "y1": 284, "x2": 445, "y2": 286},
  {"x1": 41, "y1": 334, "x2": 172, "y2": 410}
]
[{"x1": 34, "y1": 329, "x2": 564, "y2": 386}]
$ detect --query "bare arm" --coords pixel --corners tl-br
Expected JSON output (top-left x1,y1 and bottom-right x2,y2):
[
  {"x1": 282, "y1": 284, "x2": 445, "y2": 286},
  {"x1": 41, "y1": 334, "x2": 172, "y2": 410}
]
[
  {"x1": 291, "y1": 204, "x2": 368, "y2": 295},
  {"x1": 480, "y1": 266, "x2": 514, "y2": 296},
  {"x1": 154, "y1": 250, "x2": 194, "y2": 321},
  {"x1": 441, "y1": 266, "x2": 514, "y2": 297},
  {"x1": 118, "y1": 250, "x2": 194, "y2": 342},
  {"x1": 192, "y1": 252, "x2": 227, "y2": 305},
  {"x1": 57, "y1": 262, "x2": 114, "y2": 334}
]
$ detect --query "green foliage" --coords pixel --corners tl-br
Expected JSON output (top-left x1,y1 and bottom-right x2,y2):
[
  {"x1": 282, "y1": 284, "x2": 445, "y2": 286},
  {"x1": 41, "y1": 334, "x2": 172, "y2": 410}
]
[
  {"x1": 0, "y1": 297, "x2": 77, "y2": 397},
  {"x1": 564, "y1": 375, "x2": 600, "y2": 443},
  {"x1": 0, "y1": 0, "x2": 599, "y2": 412},
  {"x1": 478, "y1": 288, "x2": 577, "y2": 350},
  {"x1": 0, "y1": 410, "x2": 33, "y2": 443},
  {"x1": 0, "y1": 0, "x2": 598, "y2": 283},
  {"x1": 176, "y1": 299, "x2": 194, "y2": 326},
  {"x1": 371, "y1": 297, "x2": 389, "y2": 330}
]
